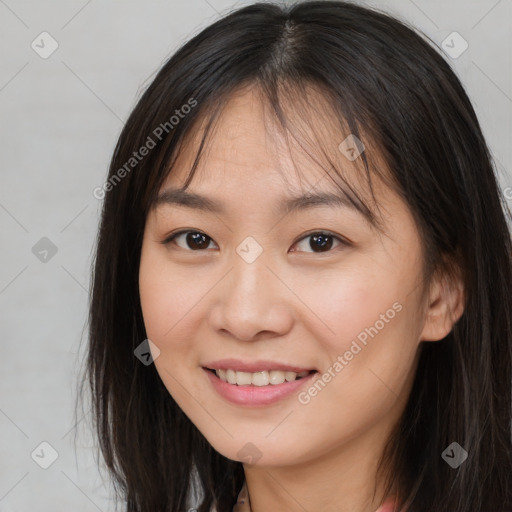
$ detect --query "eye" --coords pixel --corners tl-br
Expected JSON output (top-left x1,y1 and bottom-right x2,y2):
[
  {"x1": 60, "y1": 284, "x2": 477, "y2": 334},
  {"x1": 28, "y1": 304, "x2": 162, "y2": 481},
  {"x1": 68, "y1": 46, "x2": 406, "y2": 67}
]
[
  {"x1": 161, "y1": 229, "x2": 348, "y2": 254},
  {"x1": 162, "y1": 230, "x2": 217, "y2": 251},
  {"x1": 291, "y1": 230, "x2": 347, "y2": 253}
]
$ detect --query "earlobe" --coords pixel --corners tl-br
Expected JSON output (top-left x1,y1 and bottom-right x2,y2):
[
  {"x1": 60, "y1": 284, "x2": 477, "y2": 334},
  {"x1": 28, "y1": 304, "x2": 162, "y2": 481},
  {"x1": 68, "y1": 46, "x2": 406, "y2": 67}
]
[{"x1": 419, "y1": 269, "x2": 465, "y2": 342}]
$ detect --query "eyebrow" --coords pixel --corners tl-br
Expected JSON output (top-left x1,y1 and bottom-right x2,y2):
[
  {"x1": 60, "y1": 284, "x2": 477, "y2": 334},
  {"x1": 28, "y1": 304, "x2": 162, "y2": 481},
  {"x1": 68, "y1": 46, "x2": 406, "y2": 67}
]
[{"x1": 153, "y1": 187, "x2": 376, "y2": 224}]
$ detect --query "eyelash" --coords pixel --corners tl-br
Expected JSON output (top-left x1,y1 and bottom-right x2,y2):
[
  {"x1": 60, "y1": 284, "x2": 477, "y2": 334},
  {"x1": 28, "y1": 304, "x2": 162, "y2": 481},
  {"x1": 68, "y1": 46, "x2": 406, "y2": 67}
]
[{"x1": 160, "y1": 229, "x2": 350, "y2": 254}]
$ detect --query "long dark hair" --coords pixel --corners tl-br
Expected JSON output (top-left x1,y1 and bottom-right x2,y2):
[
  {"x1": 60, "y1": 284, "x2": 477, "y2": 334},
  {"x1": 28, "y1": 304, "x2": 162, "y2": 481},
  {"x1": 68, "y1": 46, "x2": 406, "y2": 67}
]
[{"x1": 79, "y1": 1, "x2": 512, "y2": 511}]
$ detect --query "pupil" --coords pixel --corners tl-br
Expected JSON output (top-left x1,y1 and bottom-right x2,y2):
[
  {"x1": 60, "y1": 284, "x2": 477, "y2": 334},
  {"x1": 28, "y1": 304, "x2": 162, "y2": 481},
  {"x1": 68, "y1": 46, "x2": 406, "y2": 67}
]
[
  {"x1": 311, "y1": 234, "x2": 332, "y2": 252},
  {"x1": 187, "y1": 232, "x2": 208, "y2": 250}
]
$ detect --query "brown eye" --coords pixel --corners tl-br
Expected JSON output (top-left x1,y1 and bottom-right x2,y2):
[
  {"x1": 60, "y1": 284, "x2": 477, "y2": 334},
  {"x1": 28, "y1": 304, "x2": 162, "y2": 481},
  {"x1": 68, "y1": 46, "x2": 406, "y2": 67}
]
[
  {"x1": 163, "y1": 230, "x2": 216, "y2": 250},
  {"x1": 291, "y1": 231, "x2": 346, "y2": 253},
  {"x1": 162, "y1": 229, "x2": 348, "y2": 254}
]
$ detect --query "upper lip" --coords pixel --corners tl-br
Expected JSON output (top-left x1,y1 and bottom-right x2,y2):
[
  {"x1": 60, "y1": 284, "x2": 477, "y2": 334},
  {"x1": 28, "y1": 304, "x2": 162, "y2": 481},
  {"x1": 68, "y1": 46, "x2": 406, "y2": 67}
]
[{"x1": 203, "y1": 359, "x2": 317, "y2": 373}]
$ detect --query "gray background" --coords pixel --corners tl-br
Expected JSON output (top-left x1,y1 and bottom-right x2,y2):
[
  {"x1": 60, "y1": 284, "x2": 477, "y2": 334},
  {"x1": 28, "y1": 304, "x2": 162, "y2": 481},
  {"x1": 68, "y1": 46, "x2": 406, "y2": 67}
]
[{"x1": 0, "y1": 0, "x2": 510, "y2": 510}]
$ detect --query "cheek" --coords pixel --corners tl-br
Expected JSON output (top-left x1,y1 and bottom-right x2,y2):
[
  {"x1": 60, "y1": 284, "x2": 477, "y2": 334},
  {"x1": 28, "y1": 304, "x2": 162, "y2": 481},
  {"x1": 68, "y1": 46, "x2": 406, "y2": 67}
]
[
  {"x1": 139, "y1": 269, "x2": 170, "y2": 341},
  {"x1": 297, "y1": 259, "x2": 421, "y2": 399},
  {"x1": 297, "y1": 264, "x2": 404, "y2": 348},
  {"x1": 139, "y1": 251, "x2": 201, "y2": 342},
  {"x1": 138, "y1": 253, "x2": 203, "y2": 408}
]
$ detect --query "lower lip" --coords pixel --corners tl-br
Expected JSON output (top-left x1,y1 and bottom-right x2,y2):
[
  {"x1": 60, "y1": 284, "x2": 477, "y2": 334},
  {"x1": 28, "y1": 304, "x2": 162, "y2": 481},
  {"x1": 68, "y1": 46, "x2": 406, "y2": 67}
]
[{"x1": 203, "y1": 367, "x2": 317, "y2": 406}]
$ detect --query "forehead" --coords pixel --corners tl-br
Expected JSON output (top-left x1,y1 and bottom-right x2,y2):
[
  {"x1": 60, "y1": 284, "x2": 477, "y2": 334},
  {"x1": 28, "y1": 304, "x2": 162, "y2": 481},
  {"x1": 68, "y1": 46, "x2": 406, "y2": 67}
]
[{"x1": 161, "y1": 84, "x2": 374, "y2": 200}]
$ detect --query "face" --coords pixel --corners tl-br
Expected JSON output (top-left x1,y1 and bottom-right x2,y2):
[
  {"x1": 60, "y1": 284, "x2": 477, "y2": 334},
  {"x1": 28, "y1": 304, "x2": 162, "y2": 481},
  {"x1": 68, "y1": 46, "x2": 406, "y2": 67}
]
[{"x1": 138, "y1": 85, "x2": 433, "y2": 470}]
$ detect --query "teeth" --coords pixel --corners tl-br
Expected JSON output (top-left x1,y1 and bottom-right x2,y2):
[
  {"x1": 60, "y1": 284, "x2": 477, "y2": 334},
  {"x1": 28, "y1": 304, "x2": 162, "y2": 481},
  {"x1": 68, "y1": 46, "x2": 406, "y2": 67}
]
[
  {"x1": 214, "y1": 369, "x2": 310, "y2": 386},
  {"x1": 236, "y1": 371, "x2": 252, "y2": 386}
]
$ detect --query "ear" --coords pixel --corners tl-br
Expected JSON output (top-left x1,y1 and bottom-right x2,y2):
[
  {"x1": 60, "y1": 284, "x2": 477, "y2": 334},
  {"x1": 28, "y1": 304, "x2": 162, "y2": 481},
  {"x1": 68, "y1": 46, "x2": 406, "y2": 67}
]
[{"x1": 419, "y1": 266, "x2": 465, "y2": 342}]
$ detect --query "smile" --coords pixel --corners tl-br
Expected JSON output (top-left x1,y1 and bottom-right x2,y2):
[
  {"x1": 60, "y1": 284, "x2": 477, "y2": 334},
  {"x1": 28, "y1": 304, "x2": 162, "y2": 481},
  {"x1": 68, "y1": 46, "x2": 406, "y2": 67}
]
[
  {"x1": 203, "y1": 367, "x2": 318, "y2": 406},
  {"x1": 212, "y1": 368, "x2": 313, "y2": 386}
]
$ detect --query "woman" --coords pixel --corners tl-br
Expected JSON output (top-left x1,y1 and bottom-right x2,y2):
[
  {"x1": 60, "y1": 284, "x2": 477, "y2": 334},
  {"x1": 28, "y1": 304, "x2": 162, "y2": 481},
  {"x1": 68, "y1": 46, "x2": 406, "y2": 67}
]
[{"x1": 82, "y1": 2, "x2": 512, "y2": 511}]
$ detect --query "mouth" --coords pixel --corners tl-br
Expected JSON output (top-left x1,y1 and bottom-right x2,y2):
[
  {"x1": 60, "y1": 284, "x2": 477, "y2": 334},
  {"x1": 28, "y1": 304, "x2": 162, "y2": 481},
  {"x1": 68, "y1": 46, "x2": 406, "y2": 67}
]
[
  {"x1": 202, "y1": 366, "x2": 318, "y2": 406},
  {"x1": 203, "y1": 367, "x2": 317, "y2": 386}
]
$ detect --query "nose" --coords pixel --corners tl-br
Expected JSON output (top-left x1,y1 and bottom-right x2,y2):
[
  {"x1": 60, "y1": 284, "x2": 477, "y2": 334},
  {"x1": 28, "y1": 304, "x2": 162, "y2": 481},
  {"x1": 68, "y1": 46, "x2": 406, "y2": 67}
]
[{"x1": 209, "y1": 248, "x2": 294, "y2": 342}]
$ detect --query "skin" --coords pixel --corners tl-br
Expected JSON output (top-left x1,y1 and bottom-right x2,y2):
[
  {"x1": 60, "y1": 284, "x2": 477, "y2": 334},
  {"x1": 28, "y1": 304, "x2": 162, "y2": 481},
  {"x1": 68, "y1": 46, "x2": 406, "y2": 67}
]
[{"x1": 138, "y1": 84, "x2": 465, "y2": 512}]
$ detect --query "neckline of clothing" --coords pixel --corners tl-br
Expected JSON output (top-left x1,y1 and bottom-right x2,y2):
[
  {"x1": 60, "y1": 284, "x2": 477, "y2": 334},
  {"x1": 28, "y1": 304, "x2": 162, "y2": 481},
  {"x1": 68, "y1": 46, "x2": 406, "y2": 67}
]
[{"x1": 232, "y1": 481, "x2": 398, "y2": 512}]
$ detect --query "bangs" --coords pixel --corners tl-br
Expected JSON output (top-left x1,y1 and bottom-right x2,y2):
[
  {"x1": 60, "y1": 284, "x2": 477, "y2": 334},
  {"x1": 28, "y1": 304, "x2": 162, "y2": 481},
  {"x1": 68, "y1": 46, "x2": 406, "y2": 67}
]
[{"x1": 148, "y1": 77, "x2": 395, "y2": 238}]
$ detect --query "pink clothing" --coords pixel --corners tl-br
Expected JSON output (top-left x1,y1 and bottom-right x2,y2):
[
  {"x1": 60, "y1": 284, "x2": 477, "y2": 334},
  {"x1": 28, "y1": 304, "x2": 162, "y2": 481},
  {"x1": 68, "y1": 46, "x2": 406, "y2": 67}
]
[
  {"x1": 375, "y1": 497, "x2": 398, "y2": 512},
  {"x1": 232, "y1": 481, "x2": 398, "y2": 511}
]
